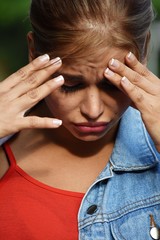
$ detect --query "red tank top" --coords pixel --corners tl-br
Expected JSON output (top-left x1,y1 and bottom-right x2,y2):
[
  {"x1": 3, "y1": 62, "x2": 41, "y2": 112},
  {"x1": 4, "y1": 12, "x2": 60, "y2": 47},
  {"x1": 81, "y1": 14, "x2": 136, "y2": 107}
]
[{"x1": 0, "y1": 144, "x2": 84, "y2": 240}]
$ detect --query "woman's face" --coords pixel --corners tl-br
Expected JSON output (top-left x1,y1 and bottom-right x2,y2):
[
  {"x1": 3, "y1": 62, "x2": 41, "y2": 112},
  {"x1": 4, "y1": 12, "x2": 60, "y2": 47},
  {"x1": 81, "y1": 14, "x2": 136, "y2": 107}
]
[{"x1": 45, "y1": 47, "x2": 132, "y2": 141}]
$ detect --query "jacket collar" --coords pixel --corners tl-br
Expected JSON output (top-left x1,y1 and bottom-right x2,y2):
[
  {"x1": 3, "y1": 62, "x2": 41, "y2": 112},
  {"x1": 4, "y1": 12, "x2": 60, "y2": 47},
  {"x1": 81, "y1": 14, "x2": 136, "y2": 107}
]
[{"x1": 110, "y1": 107, "x2": 159, "y2": 172}]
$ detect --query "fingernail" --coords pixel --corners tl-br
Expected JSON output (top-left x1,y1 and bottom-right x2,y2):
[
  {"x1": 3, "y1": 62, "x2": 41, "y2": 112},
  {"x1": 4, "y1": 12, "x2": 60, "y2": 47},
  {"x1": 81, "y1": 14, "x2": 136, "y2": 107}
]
[
  {"x1": 105, "y1": 68, "x2": 114, "y2": 76},
  {"x1": 110, "y1": 58, "x2": 119, "y2": 68},
  {"x1": 127, "y1": 52, "x2": 134, "y2": 60},
  {"x1": 39, "y1": 54, "x2": 50, "y2": 62},
  {"x1": 53, "y1": 119, "x2": 62, "y2": 126},
  {"x1": 121, "y1": 76, "x2": 129, "y2": 85},
  {"x1": 50, "y1": 57, "x2": 62, "y2": 65},
  {"x1": 54, "y1": 75, "x2": 64, "y2": 83}
]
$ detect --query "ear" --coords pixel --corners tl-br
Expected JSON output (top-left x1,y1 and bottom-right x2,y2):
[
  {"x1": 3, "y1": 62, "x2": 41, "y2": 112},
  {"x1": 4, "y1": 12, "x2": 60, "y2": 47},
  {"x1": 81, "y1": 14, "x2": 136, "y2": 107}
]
[{"x1": 27, "y1": 31, "x2": 36, "y2": 62}]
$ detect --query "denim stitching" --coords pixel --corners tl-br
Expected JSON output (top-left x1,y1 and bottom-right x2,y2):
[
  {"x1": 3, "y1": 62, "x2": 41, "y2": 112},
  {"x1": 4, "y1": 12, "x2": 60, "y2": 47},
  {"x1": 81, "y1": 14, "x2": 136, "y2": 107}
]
[
  {"x1": 79, "y1": 195, "x2": 160, "y2": 228},
  {"x1": 111, "y1": 223, "x2": 126, "y2": 240},
  {"x1": 80, "y1": 181, "x2": 107, "y2": 239},
  {"x1": 105, "y1": 195, "x2": 160, "y2": 220}
]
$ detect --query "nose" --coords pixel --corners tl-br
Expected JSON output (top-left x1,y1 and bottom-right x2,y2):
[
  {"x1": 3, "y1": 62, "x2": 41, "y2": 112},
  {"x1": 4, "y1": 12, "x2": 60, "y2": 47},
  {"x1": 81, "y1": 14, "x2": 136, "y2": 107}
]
[{"x1": 80, "y1": 87, "x2": 104, "y2": 120}]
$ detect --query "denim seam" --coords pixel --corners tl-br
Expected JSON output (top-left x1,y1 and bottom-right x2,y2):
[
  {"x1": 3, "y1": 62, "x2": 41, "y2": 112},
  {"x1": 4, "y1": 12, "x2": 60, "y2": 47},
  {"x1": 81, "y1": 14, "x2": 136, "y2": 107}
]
[
  {"x1": 111, "y1": 223, "x2": 126, "y2": 240},
  {"x1": 105, "y1": 195, "x2": 160, "y2": 220},
  {"x1": 79, "y1": 195, "x2": 160, "y2": 229},
  {"x1": 80, "y1": 182, "x2": 107, "y2": 238},
  {"x1": 110, "y1": 158, "x2": 158, "y2": 171}
]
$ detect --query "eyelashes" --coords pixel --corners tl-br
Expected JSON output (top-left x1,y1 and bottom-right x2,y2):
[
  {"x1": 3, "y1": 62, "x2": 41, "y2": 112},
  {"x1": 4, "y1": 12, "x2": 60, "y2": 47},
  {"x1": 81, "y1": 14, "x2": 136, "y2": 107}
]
[
  {"x1": 60, "y1": 83, "x2": 84, "y2": 93},
  {"x1": 60, "y1": 80, "x2": 118, "y2": 94},
  {"x1": 98, "y1": 80, "x2": 118, "y2": 91}
]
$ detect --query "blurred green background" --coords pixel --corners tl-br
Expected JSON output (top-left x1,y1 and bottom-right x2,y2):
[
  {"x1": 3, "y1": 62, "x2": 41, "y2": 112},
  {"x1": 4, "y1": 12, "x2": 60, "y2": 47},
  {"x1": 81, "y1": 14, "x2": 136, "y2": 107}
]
[
  {"x1": 0, "y1": 1, "x2": 30, "y2": 80},
  {"x1": 0, "y1": 0, "x2": 160, "y2": 80}
]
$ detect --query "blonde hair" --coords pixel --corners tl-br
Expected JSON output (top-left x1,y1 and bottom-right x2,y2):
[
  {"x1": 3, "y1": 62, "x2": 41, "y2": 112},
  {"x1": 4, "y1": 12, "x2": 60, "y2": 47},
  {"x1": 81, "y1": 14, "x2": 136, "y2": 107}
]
[{"x1": 30, "y1": 0, "x2": 154, "y2": 62}]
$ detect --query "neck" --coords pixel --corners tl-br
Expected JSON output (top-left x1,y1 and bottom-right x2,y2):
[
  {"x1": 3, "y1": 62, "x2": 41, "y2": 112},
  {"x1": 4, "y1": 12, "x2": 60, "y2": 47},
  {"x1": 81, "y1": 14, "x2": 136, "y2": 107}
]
[
  {"x1": 27, "y1": 101, "x2": 118, "y2": 158},
  {"x1": 47, "y1": 124, "x2": 117, "y2": 157}
]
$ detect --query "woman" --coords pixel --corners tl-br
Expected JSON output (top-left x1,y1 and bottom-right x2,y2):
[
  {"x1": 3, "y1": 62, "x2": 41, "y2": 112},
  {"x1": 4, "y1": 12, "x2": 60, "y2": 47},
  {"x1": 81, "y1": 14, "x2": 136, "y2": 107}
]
[{"x1": 0, "y1": 0, "x2": 160, "y2": 239}]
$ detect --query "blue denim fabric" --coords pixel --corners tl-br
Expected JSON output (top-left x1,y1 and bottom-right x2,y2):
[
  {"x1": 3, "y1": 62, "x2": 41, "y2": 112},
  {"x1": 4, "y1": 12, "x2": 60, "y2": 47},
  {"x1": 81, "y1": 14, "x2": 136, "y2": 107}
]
[{"x1": 78, "y1": 107, "x2": 160, "y2": 240}]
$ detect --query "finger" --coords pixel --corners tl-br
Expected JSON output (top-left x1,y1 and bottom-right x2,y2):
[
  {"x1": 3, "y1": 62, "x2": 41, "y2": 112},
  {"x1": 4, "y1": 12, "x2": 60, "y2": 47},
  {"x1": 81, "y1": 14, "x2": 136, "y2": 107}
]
[
  {"x1": 104, "y1": 68, "x2": 124, "y2": 92},
  {"x1": 120, "y1": 76, "x2": 147, "y2": 110},
  {"x1": 18, "y1": 75, "x2": 64, "y2": 113},
  {"x1": 10, "y1": 57, "x2": 62, "y2": 100},
  {"x1": 108, "y1": 58, "x2": 157, "y2": 94},
  {"x1": 125, "y1": 52, "x2": 159, "y2": 84},
  {"x1": 16, "y1": 116, "x2": 62, "y2": 131},
  {"x1": 0, "y1": 54, "x2": 53, "y2": 90}
]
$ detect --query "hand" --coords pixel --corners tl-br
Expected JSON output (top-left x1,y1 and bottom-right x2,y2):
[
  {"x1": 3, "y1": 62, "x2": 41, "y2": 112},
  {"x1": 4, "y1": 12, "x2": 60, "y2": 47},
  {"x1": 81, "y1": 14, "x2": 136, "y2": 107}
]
[
  {"x1": 104, "y1": 52, "x2": 160, "y2": 152},
  {"x1": 0, "y1": 54, "x2": 64, "y2": 138}
]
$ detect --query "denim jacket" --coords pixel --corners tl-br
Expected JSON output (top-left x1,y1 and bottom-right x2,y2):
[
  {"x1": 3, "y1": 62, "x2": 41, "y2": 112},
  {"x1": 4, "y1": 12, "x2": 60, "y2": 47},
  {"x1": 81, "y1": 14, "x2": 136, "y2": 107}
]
[{"x1": 78, "y1": 107, "x2": 160, "y2": 240}]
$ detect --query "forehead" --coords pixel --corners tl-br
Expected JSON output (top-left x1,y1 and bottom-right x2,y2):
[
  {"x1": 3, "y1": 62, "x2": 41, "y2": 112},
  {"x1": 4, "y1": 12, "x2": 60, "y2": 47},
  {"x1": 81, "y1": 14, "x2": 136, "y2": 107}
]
[{"x1": 59, "y1": 47, "x2": 128, "y2": 79}]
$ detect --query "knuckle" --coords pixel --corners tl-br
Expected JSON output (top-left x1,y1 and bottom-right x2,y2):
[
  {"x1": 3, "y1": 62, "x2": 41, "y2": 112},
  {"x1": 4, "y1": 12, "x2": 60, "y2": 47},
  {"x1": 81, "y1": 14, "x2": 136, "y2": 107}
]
[
  {"x1": 16, "y1": 68, "x2": 27, "y2": 79},
  {"x1": 43, "y1": 118, "x2": 49, "y2": 127},
  {"x1": 132, "y1": 73, "x2": 142, "y2": 84},
  {"x1": 129, "y1": 84, "x2": 144, "y2": 103},
  {"x1": 130, "y1": 84, "x2": 137, "y2": 93},
  {"x1": 135, "y1": 91, "x2": 144, "y2": 102},
  {"x1": 0, "y1": 91, "x2": 11, "y2": 102},
  {"x1": 26, "y1": 74, "x2": 38, "y2": 86},
  {"x1": 29, "y1": 117, "x2": 39, "y2": 128},
  {"x1": 0, "y1": 83, "x2": 7, "y2": 96},
  {"x1": 150, "y1": 85, "x2": 160, "y2": 96},
  {"x1": 118, "y1": 63, "x2": 126, "y2": 74},
  {"x1": 27, "y1": 89, "x2": 39, "y2": 100},
  {"x1": 140, "y1": 66, "x2": 150, "y2": 77}
]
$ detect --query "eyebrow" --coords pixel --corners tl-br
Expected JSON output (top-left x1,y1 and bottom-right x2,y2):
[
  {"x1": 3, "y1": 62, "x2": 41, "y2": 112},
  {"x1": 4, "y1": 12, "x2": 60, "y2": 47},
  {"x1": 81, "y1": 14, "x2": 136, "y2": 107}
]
[
  {"x1": 60, "y1": 73, "x2": 86, "y2": 82},
  {"x1": 57, "y1": 72, "x2": 114, "y2": 86}
]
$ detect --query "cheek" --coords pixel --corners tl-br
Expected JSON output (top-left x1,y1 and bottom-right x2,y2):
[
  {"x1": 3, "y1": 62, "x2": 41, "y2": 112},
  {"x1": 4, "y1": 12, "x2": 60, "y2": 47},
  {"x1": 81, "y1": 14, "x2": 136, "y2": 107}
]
[
  {"x1": 45, "y1": 92, "x2": 79, "y2": 118},
  {"x1": 116, "y1": 95, "x2": 132, "y2": 115},
  {"x1": 105, "y1": 92, "x2": 132, "y2": 115}
]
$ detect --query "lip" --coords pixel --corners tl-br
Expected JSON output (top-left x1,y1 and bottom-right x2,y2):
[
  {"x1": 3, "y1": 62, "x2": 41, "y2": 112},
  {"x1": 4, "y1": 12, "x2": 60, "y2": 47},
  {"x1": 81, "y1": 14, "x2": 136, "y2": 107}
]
[{"x1": 73, "y1": 122, "x2": 109, "y2": 134}]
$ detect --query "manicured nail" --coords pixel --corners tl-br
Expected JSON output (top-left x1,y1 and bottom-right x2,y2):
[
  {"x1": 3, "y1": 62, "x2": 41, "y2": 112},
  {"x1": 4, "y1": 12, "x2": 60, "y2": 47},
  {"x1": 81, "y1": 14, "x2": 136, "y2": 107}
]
[
  {"x1": 53, "y1": 119, "x2": 62, "y2": 126},
  {"x1": 110, "y1": 58, "x2": 119, "y2": 68},
  {"x1": 127, "y1": 52, "x2": 134, "y2": 60},
  {"x1": 105, "y1": 68, "x2": 114, "y2": 76},
  {"x1": 39, "y1": 54, "x2": 50, "y2": 62},
  {"x1": 121, "y1": 76, "x2": 129, "y2": 85},
  {"x1": 50, "y1": 57, "x2": 62, "y2": 65},
  {"x1": 54, "y1": 75, "x2": 64, "y2": 83},
  {"x1": 127, "y1": 52, "x2": 132, "y2": 59}
]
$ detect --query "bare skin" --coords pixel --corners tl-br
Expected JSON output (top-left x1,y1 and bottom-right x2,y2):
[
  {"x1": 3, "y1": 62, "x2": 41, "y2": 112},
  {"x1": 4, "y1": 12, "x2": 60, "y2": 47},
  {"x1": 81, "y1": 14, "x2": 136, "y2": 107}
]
[
  {"x1": 0, "y1": 47, "x2": 129, "y2": 192},
  {"x1": 0, "y1": 54, "x2": 64, "y2": 138},
  {"x1": 0, "y1": 49, "x2": 160, "y2": 193},
  {"x1": 105, "y1": 52, "x2": 160, "y2": 152},
  {"x1": 7, "y1": 120, "x2": 116, "y2": 193}
]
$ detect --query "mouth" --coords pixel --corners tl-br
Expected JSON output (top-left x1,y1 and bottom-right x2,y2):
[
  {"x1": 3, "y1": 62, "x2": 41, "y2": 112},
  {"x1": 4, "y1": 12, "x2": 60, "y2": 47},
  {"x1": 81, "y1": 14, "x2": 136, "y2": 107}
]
[{"x1": 73, "y1": 122, "x2": 109, "y2": 134}]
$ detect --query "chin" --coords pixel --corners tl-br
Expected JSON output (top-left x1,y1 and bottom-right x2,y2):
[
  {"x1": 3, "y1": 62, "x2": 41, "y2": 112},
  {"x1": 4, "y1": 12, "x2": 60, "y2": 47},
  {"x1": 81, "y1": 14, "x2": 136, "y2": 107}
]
[
  {"x1": 71, "y1": 131, "x2": 108, "y2": 142},
  {"x1": 61, "y1": 123, "x2": 115, "y2": 142}
]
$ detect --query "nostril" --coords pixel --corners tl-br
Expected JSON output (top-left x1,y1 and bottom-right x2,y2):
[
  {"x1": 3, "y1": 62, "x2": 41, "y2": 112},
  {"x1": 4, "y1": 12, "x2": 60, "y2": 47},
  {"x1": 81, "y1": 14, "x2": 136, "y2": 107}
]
[
  {"x1": 81, "y1": 107, "x2": 103, "y2": 121},
  {"x1": 80, "y1": 95, "x2": 104, "y2": 120}
]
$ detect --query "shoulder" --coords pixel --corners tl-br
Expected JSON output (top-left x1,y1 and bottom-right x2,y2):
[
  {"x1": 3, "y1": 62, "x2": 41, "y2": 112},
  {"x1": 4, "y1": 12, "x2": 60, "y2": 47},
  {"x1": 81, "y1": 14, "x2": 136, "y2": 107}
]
[{"x1": 0, "y1": 145, "x2": 9, "y2": 179}]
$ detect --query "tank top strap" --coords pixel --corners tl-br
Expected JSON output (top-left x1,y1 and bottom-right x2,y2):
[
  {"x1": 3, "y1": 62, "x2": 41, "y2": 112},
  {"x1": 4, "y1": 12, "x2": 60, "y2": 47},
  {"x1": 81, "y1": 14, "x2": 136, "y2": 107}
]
[{"x1": 2, "y1": 143, "x2": 17, "y2": 167}]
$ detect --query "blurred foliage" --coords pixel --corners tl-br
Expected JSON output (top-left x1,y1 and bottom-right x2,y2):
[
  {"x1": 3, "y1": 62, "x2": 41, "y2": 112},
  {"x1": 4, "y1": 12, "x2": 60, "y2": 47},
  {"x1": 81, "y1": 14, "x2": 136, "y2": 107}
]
[
  {"x1": 0, "y1": 1, "x2": 30, "y2": 26},
  {"x1": 153, "y1": 0, "x2": 160, "y2": 19},
  {"x1": 0, "y1": 0, "x2": 160, "y2": 80},
  {"x1": 0, "y1": 1, "x2": 31, "y2": 80}
]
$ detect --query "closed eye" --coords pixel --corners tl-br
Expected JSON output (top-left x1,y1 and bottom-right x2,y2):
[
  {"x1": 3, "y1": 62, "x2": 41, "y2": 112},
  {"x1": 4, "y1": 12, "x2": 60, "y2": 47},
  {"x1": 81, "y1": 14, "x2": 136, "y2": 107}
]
[
  {"x1": 60, "y1": 83, "x2": 85, "y2": 93},
  {"x1": 98, "y1": 79, "x2": 118, "y2": 91}
]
